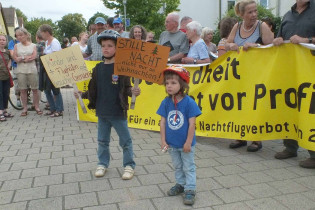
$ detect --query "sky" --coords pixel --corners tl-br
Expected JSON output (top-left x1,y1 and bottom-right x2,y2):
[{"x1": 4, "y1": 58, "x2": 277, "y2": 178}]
[{"x1": 1, "y1": 0, "x2": 117, "y2": 22}]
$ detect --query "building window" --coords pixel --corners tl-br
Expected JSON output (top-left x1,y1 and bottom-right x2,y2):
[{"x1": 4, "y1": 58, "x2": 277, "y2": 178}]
[
  {"x1": 228, "y1": 0, "x2": 235, "y2": 11},
  {"x1": 260, "y1": 0, "x2": 268, "y2": 8}
]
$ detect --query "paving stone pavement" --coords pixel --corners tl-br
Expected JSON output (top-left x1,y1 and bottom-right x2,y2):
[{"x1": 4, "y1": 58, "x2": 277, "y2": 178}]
[{"x1": 1, "y1": 89, "x2": 315, "y2": 210}]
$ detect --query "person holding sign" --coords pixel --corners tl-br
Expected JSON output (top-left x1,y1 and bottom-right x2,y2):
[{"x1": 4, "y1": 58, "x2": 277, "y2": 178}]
[
  {"x1": 225, "y1": 0, "x2": 274, "y2": 152},
  {"x1": 157, "y1": 66, "x2": 201, "y2": 205},
  {"x1": 38, "y1": 24, "x2": 64, "y2": 117},
  {"x1": 74, "y1": 30, "x2": 141, "y2": 179},
  {"x1": 273, "y1": 0, "x2": 315, "y2": 169}
]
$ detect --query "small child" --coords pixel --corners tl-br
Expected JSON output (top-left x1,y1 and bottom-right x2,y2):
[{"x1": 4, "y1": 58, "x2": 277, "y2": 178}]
[
  {"x1": 74, "y1": 30, "x2": 140, "y2": 179},
  {"x1": 157, "y1": 65, "x2": 201, "y2": 205}
]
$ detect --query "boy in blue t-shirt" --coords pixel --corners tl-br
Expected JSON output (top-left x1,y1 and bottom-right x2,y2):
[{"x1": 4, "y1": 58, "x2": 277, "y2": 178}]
[
  {"x1": 157, "y1": 65, "x2": 201, "y2": 205},
  {"x1": 74, "y1": 30, "x2": 141, "y2": 180}
]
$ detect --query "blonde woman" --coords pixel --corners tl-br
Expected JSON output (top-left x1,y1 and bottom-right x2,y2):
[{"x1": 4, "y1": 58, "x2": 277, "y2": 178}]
[{"x1": 13, "y1": 28, "x2": 42, "y2": 116}]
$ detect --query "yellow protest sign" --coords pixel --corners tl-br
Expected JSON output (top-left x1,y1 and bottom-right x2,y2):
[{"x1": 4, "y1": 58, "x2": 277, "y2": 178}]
[
  {"x1": 77, "y1": 44, "x2": 315, "y2": 151},
  {"x1": 114, "y1": 38, "x2": 170, "y2": 84},
  {"x1": 40, "y1": 45, "x2": 91, "y2": 88}
]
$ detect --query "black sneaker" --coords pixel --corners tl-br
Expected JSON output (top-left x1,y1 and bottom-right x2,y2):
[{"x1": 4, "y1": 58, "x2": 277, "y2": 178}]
[
  {"x1": 183, "y1": 190, "x2": 196, "y2": 205},
  {"x1": 167, "y1": 184, "x2": 184, "y2": 196}
]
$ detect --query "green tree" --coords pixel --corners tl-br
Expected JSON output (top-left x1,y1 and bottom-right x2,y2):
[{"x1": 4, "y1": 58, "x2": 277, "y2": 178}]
[
  {"x1": 213, "y1": 4, "x2": 281, "y2": 45},
  {"x1": 57, "y1": 13, "x2": 87, "y2": 40},
  {"x1": 25, "y1": 18, "x2": 56, "y2": 42},
  {"x1": 102, "y1": 0, "x2": 180, "y2": 38},
  {"x1": 87, "y1": 12, "x2": 109, "y2": 31}
]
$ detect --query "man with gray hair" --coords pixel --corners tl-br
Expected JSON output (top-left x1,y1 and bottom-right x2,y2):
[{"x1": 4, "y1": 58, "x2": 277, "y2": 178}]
[
  {"x1": 159, "y1": 12, "x2": 189, "y2": 64},
  {"x1": 180, "y1": 16, "x2": 192, "y2": 33}
]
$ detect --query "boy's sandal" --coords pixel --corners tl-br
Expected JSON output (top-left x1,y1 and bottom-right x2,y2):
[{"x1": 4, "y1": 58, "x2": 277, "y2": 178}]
[
  {"x1": 0, "y1": 114, "x2": 6, "y2": 122},
  {"x1": 35, "y1": 110, "x2": 43, "y2": 115},
  {"x1": 50, "y1": 112, "x2": 62, "y2": 117},
  {"x1": 3, "y1": 111, "x2": 14, "y2": 118},
  {"x1": 122, "y1": 166, "x2": 134, "y2": 180},
  {"x1": 20, "y1": 111, "x2": 28, "y2": 117}
]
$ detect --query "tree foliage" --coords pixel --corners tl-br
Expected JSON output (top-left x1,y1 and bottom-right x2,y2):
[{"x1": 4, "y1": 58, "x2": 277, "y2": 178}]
[
  {"x1": 87, "y1": 12, "x2": 109, "y2": 30},
  {"x1": 25, "y1": 18, "x2": 56, "y2": 42},
  {"x1": 212, "y1": 4, "x2": 282, "y2": 44},
  {"x1": 57, "y1": 13, "x2": 87, "y2": 40},
  {"x1": 14, "y1": 8, "x2": 28, "y2": 23},
  {"x1": 102, "y1": 0, "x2": 180, "y2": 39}
]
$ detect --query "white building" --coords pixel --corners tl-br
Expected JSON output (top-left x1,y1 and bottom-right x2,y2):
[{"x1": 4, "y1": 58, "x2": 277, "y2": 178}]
[{"x1": 178, "y1": 0, "x2": 295, "y2": 29}]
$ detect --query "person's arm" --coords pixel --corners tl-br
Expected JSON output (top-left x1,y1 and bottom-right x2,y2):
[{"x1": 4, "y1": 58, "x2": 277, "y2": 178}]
[
  {"x1": 225, "y1": 23, "x2": 239, "y2": 52},
  {"x1": 160, "y1": 116, "x2": 168, "y2": 149},
  {"x1": 290, "y1": 35, "x2": 314, "y2": 44},
  {"x1": 169, "y1": 52, "x2": 185, "y2": 63},
  {"x1": 183, "y1": 117, "x2": 196, "y2": 153},
  {"x1": 24, "y1": 45, "x2": 37, "y2": 62},
  {"x1": 12, "y1": 45, "x2": 23, "y2": 63},
  {"x1": 261, "y1": 22, "x2": 274, "y2": 45}
]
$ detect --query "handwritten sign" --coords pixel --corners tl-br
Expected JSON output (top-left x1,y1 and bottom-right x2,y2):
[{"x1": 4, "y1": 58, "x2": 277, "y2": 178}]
[
  {"x1": 115, "y1": 38, "x2": 170, "y2": 84},
  {"x1": 40, "y1": 45, "x2": 91, "y2": 88}
]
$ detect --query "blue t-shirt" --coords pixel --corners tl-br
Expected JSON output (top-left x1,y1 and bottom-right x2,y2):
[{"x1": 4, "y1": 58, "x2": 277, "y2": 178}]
[
  {"x1": 187, "y1": 39, "x2": 209, "y2": 60},
  {"x1": 8, "y1": 39, "x2": 20, "y2": 68},
  {"x1": 157, "y1": 95, "x2": 201, "y2": 148}
]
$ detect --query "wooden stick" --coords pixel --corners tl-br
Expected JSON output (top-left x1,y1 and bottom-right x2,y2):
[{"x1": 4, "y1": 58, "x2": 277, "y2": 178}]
[
  {"x1": 130, "y1": 78, "x2": 139, "y2": 110},
  {"x1": 73, "y1": 83, "x2": 87, "y2": 113}
]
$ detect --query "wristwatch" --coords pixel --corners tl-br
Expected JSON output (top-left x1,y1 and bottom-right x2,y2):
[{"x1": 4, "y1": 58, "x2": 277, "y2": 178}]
[
  {"x1": 309, "y1": 37, "x2": 313, "y2": 43},
  {"x1": 193, "y1": 59, "x2": 197, "y2": 64},
  {"x1": 168, "y1": 58, "x2": 170, "y2": 62}
]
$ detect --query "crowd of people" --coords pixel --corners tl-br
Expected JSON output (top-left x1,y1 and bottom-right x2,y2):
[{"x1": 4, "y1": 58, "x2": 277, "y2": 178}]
[{"x1": 0, "y1": 0, "x2": 314, "y2": 206}]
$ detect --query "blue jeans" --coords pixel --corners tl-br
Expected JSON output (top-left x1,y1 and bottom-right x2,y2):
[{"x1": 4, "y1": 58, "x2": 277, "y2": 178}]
[
  {"x1": 97, "y1": 117, "x2": 135, "y2": 169},
  {"x1": 169, "y1": 146, "x2": 196, "y2": 191},
  {"x1": 44, "y1": 88, "x2": 64, "y2": 112},
  {"x1": 0, "y1": 79, "x2": 10, "y2": 110}
]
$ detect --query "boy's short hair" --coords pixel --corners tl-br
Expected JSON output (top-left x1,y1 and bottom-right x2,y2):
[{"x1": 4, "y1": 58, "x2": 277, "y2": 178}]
[{"x1": 164, "y1": 71, "x2": 189, "y2": 96}]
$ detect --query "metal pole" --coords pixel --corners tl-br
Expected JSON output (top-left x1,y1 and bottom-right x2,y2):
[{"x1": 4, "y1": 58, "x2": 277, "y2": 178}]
[{"x1": 123, "y1": 0, "x2": 127, "y2": 31}]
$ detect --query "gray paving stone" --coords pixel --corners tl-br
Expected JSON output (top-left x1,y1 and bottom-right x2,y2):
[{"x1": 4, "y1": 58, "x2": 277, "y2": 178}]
[
  {"x1": 38, "y1": 158, "x2": 62, "y2": 167},
  {"x1": 213, "y1": 187, "x2": 253, "y2": 203},
  {"x1": 118, "y1": 199, "x2": 155, "y2": 210},
  {"x1": 75, "y1": 148, "x2": 97, "y2": 156},
  {"x1": 9, "y1": 143, "x2": 32, "y2": 151},
  {"x1": 193, "y1": 191, "x2": 224, "y2": 208},
  {"x1": 275, "y1": 193, "x2": 315, "y2": 210},
  {"x1": 241, "y1": 183, "x2": 282, "y2": 198},
  {"x1": 0, "y1": 163, "x2": 10, "y2": 172},
  {"x1": 214, "y1": 174, "x2": 249, "y2": 188},
  {"x1": 16, "y1": 148, "x2": 40, "y2": 156},
  {"x1": 135, "y1": 149, "x2": 158, "y2": 157},
  {"x1": 214, "y1": 164, "x2": 247, "y2": 175},
  {"x1": 64, "y1": 155, "x2": 88, "y2": 164},
  {"x1": 50, "y1": 164, "x2": 76, "y2": 175},
  {"x1": 197, "y1": 167, "x2": 222, "y2": 178},
  {"x1": 152, "y1": 196, "x2": 192, "y2": 210},
  {"x1": 34, "y1": 174, "x2": 62, "y2": 187},
  {"x1": 143, "y1": 163, "x2": 173, "y2": 174},
  {"x1": 80, "y1": 179, "x2": 111, "y2": 193},
  {"x1": 41, "y1": 145, "x2": 63, "y2": 153},
  {"x1": 0, "y1": 170, "x2": 21, "y2": 182},
  {"x1": 28, "y1": 197, "x2": 62, "y2": 210},
  {"x1": 212, "y1": 202, "x2": 252, "y2": 210},
  {"x1": 27, "y1": 152, "x2": 51, "y2": 161},
  {"x1": 128, "y1": 185, "x2": 164, "y2": 199},
  {"x1": 1, "y1": 178, "x2": 32, "y2": 191},
  {"x1": 83, "y1": 205, "x2": 118, "y2": 210},
  {"x1": 31, "y1": 141, "x2": 53, "y2": 148},
  {"x1": 293, "y1": 176, "x2": 315, "y2": 189},
  {"x1": 0, "y1": 190, "x2": 14, "y2": 204},
  {"x1": 1, "y1": 155, "x2": 27, "y2": 164},
  {"x1": 196, "y1": 151, "x2": 221, "y2": 159},
  {"x1": 98, "y1": 188, "x2": 132, "y2": 205},
  {"x1": 64, "y1": 171, "x2": 92, "y2": 183},
  {"x1": 0, "y1": 150, "x2": 18, "y2": 158},
  {"x1": 237, "y1": 162, "x2": 270, "y2": 172},
  {"x1": 109, "y1": 176, "x2": 141, "y2": 190},
  {"x1": 197, "y1": 178, "x2": 223, "y2": 191},
  {"x1": 137, "y1": 173, "x2": 169, "y2": 185},
  {"x1": 267, "y1": 179, "x2": 309, "y2": 194},
  {"x1": 133, "y1": 156, "x2": 153, "y2": 166},
  {"x1": 51, "y1": 150, "x2": 74, "y2": 158},
  {"x1": 239, "y1": 171, "x2": 275, "y2": 184},
  {"x1": 21, "y1": 167, "x2": 49, "y2": 178},
  {"x1": 195, "y1": 158, "x2": 222, "y2": 167},
  {"x1": 0, "y1": 201, "x2": 27, "y2": 210},
  {"x1": 214, "y1": 156, "x2": 244, "y2": 165},
  {"x1": 49, "y1": 182, "x2": 79, "y2": 197},
  {"x1": 303, "y1": 190, "x2": 315, "y2": 202},
  {"x1": 14, "y1": 186, "x2": 47, "y2": 202},
  {"x1": 11, "y1": 161, "x2": 37, "y2": 170}
]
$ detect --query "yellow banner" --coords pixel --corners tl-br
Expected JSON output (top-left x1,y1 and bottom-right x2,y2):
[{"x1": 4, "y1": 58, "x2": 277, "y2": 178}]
[{"x1": 77, "y1": 44, "x2": 315, "y2": 151}]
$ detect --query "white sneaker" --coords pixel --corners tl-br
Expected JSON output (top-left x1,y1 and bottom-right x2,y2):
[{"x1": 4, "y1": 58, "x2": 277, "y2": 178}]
[
  {"x1": 122, "y1": 166, "x2": 134, "y2": 180},
  {"x1": 94, "y1": 165, "x2": 106, "y2": 177},
  {"x1": 16, "y1": 100, "x2": 21, "y2": 107}
]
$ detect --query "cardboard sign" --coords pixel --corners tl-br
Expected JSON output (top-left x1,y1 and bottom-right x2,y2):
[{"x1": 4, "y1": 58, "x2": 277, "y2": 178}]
[
  {"x1": 114, "y1": 38, "x2": 170, "y2": 84},
  {"x1": 40, "y1": 45, "x2": 91, "y2": 88}
]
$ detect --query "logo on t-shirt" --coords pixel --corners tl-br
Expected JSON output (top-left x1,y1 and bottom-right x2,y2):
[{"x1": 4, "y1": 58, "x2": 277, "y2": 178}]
[
  {"x1": 162, "y1": 41, "x2": 174, "y2": 52},
  {"x1": 167, "y1": 110, "x2": 184, "y2": 130}
]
